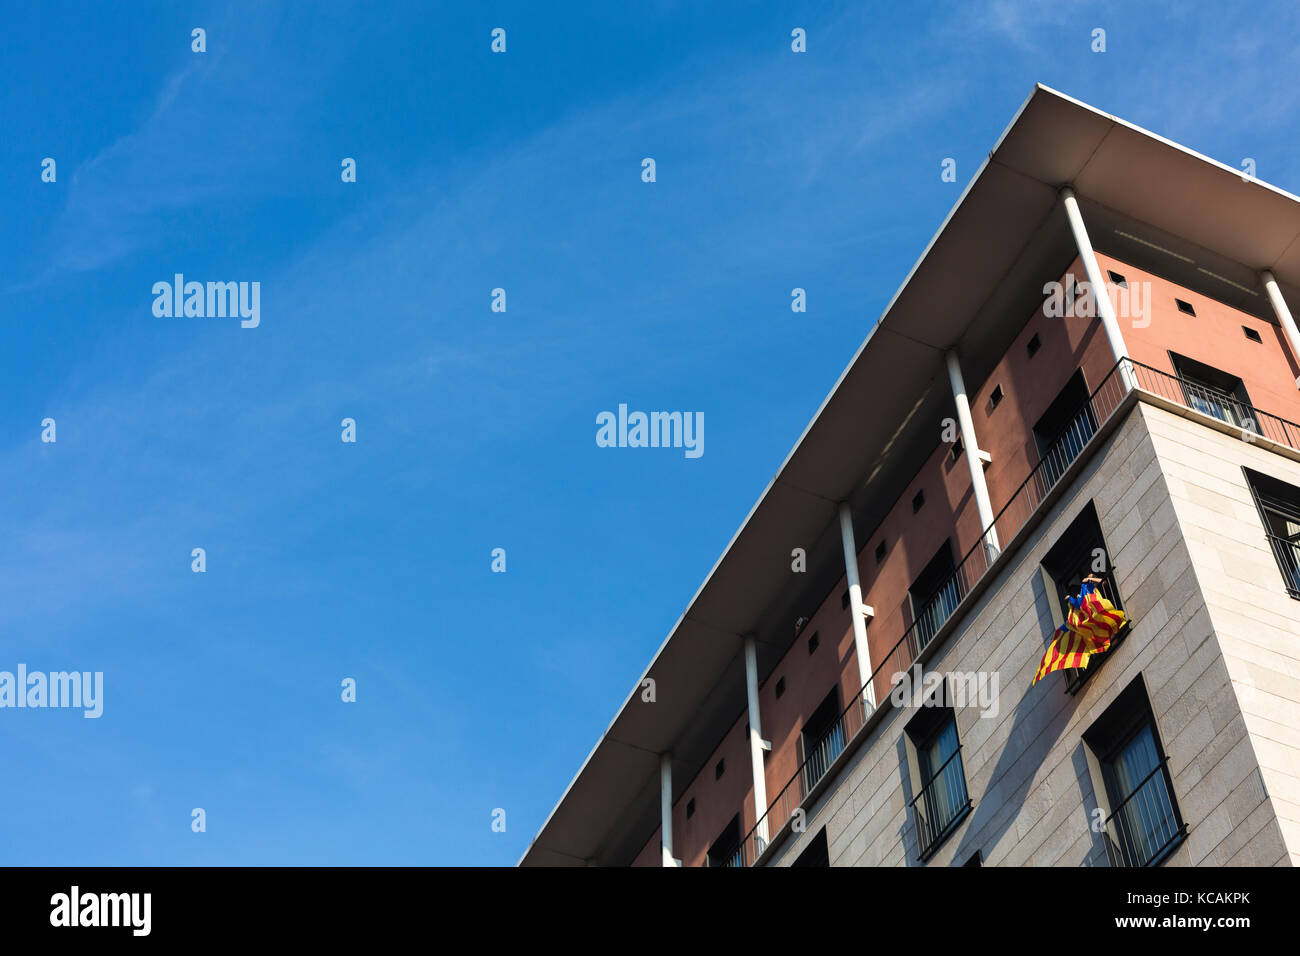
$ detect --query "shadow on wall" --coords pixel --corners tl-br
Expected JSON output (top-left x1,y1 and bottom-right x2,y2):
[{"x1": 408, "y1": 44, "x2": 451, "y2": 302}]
[
  {"x1": 894, "y1": 733, "x2": 916, "y2": 865},
  {"x1": 1074, "y1": 745, "x2": 1113, "y2": 867},
  {"x1": 941, "y1": 569, "x2": 1075, "y2": 866}
]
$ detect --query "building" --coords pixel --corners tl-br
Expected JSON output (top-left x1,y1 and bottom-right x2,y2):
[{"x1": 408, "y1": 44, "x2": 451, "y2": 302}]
[{"x1": 520, "y1": 85, "x2": 1300, "y2": 868}]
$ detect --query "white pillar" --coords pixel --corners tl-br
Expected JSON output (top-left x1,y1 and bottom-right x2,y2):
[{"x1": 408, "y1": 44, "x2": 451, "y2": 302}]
[
  {"x1": 1262, "y1": 270, "x2": 1300, "y2": 389},
  {"x1": 1061, "y1": 186, "x2": 1135, "y2": 388},
  {"x1": 946, "y1": 350, "x2": 1000, "y2": 563},
  {"x1": 838, "y1": 502, "x2": 876, "y2": 709},
  {"x1": 743, "y1": 636, "x2": 770, "y2": 848},
  {"x1": 660, "y1": 753, "x2": 676, "y2": 866}
]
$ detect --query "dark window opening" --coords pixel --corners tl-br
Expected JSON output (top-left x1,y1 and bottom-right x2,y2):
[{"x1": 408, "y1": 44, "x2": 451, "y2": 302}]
[
  {"x1": 988, "y1": 384, "x2": 1004, "y2": 410},
  {"x1": 1027, "y1": 333, "x2": 1042, "y2": 358},
  {"x1": 1107, "y1": 270, "x2": 1128, "y2": 288},
  {"x1": 875, "y1": 540, "x2": 887, "y2": 564},
  {"x1": 801, "y1": 686, "x2": 845, "y2": 794},
  {"x1": 909, "y1": 540, "x2": 962, "y2": 651},
  {"x1": 951, "y1": 435, "x2": 965, "y2": 461},
  {"x1": 774, "y1": 676, "x2": 787, "y2": 699},
  {"x1": 906, "y1": 704, "x2": 971, "y2": 861},
  {"x1": 706, "y1": 814, "x2": 744, "y2": 868},
  {"x1": 1169, "y1": 352, "x2": 1255, "y2": 431},
  {"x1": 1083, "y1": 678, "x2": 1185, "y2": 867},
  {"x1": 841, "y1": 590, "x2": 850, "y2": 610},
  {"x1": 1244, "y1": 326, "x2": 1263, "y2": 343},
  {"x1": 1245, "y1": 467, "x2": 1300, "y2": 599},
  {"x1": 1041, "y1": 502, "x2": 1128, "y2": 694},
  {"x1": 1175, "y1": 298, "x2": 1196, "y2": 316},
  {"x1": 714, "y1": 758, "x2": 725, "y2": 781},
  {"x1": 912, "y1": 489, "x2": 926, "y2": 513},
  {"x1": 807, "y1": 631, "x2": 820, "y2": 655},
  {"x1": 1032, "y1": 368, "x2": 1096, "y2": 493},
  {"x1": 792, "y1": 828, "x2": 830, "y2": 867},
  {"x1": 685, "y1": 798, "x2": 695, "y2": 819}
]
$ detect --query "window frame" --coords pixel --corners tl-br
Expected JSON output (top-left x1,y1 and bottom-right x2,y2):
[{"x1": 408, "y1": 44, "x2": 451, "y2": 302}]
[
  {"x1": 1082, "y1": 678, "x2": 1186, "y2": 868},
  {"x1": 903, "y1": 686, "x2": 972, "y2": 862},
  {"x1": 1168, "y1": 351, "x2": 1257, "y2": 433},
  {"x1": 1039, "y1": 503, "x2": 1130, "y2": 695},
  {"x1": 1244, "y1": 466, "x2": 1300, "y2": 600}
]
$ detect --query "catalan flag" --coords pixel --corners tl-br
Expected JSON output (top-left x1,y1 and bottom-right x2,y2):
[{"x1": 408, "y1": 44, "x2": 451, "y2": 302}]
[{"x1": 1032, "y1": 579, "x2": 1127, "y2": 685}]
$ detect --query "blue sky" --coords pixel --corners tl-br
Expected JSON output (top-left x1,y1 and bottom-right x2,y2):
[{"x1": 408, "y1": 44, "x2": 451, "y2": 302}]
[{"x1": 2, "y1": 1, "x2": 1298, "y2": 865}]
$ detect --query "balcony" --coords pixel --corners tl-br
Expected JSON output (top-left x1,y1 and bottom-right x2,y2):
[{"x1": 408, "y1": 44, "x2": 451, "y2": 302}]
[
  {"x1": 803, "y1": 721, "x2": 847, "y2": 795},
  {"x1": 725, "y1": 357, "x2": 1300, "y2": 867},
  {"x1": 1134, "y1": 359, "x2": 1300, "y2": 451},
  {"x1": 914, "y1": 573, "x2": 967, "y2": 653}
]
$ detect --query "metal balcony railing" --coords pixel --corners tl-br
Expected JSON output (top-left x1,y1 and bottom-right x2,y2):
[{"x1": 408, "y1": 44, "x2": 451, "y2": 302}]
[
  {"x1": 714, "y1": 843, "x2": 747, "y2": 868},
  {"x1": 911, "y1": 745, "x2": 972, "y2": 861},
  {"x1": 724, "y1": 358, "x2": 1300, "y2": 866},
  {"x1": 914, "y1": 573, "x2": 967, "y2": 652},
  {"x1": 1131, "y1": 360, "x2": 1300, "y2": 449},
  {"x1": 803, "y1": 722, "x2": 847, "y2": 795},
  {"x1": 1101, "y1": 758, "x2": 1185, "y2": 867},
  {"x1": 1038, "y1": 404, "x2": 1098, "y2": 492}
]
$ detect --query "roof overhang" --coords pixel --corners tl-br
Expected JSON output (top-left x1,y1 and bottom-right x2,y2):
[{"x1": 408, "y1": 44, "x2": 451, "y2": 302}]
[{"x1": 519, "y1": 84, "x2": 1300, "y2": 866}]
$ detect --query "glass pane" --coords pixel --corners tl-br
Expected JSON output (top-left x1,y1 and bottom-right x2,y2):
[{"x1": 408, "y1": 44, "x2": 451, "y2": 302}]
[
  {"x1": 925, "y1": 721, "x2": 959, "y2": 778},
  {"x1": 1185, "y1": 380, "x2": 1240, "y2": 426},
  {"x1": 920, "y1": 721, "x2": 965, "y2": 839}
]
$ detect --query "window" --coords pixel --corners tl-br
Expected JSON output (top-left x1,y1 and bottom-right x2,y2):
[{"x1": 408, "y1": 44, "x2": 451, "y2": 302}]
[
  {"x1": 801, "y1": 687, "x2": 845, "y2": 793},
  {"x1": 685, "y1": 798, "x2": 695, "y2": 819},
  {"x1": 1175, "y1": 298, "x2": 1196, "y2": 316},
  {"x1": 807, "y1": 631, "x2": 820, "y2": 655},
  {"x1": 1107, "y1": 270, "x2": 1128, "y2": 288},
  {"x1": 791, "y1": 828, "x2": 830, "y2": 867},
  {"x1": 1032, "y1": 368, "x2": 1096, "y2": 493},
  {"x1": 912, "y1": 489, "x2": 926, "y2": 513},
  {"x1": 950, "y1": 435, "x2": 965, "y2": 461},
  {"x1": 841, "y1": 590, "x2": 850, "y2": 610},
  {"x1": 909, "y1": 540, "x2": 962, "y2": 650},
  {"x1": 706, "y1": 814, "x2": 744, "y2": 868},
  {"x1": 1244, "y1": 326, "x2": 1263, "y2": 343},
  {"x1": 774, "y1": 676, "x2": 786, "y2": 699},
  {"x1": 1245, "y1": 468, "x2": 1300, "y2": 599},
  {"x1": 1083, "y1": 678, "x2": 1185, "y2": 867},
  {"x1": 1169, "y1": 352, "x2": 1255, "y2": 431},
  {"x1": 905, "y1": 693, "x2": 971, "y2": 861},
  {"x1": 875, "y1": 539, "x2": 887, "y2": 564},
  {"x1": 1026, "y1": 333, "x2": 1041, "y2": 358},
  {"x1": 1040, "y1": 502, "x2": 1128, "y2": 694},
  {"x1": 988, "y1": 384, "x2": 1004, "y2": 410},
  {"x1": 714, "y1": 758, "x2": 725, "y2": 780}
]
